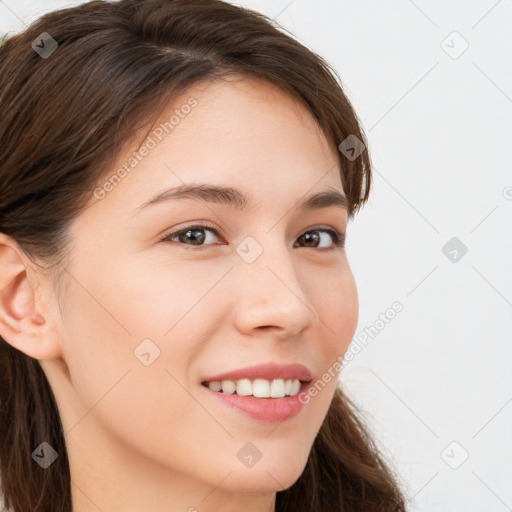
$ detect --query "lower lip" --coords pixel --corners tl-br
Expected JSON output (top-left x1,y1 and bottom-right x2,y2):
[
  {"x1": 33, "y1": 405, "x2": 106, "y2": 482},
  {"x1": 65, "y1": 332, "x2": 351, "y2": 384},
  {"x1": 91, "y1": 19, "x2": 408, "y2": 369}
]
[{"x1": 201, "y1": 382, "x2": 311, "y2": 424}]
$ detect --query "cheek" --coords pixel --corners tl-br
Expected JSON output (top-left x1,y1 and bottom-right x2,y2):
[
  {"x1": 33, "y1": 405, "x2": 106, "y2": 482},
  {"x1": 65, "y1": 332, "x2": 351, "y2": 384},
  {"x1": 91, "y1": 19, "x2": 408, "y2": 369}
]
[
  {"x1": 292, "y1": 262, "x2": 358, "y2": 435},
  {"x1": 56, "y1": 254, "x2": 227, "y2": 453},
  {"x1": 57, "y1": 277, "x2": 136, "y2": 417},
  {"x1": 58, "y1": 271, "x2": 208, "y2": 472},
  {"x1": 311, "y1": 261, "x2": 359, "y2": 356}
]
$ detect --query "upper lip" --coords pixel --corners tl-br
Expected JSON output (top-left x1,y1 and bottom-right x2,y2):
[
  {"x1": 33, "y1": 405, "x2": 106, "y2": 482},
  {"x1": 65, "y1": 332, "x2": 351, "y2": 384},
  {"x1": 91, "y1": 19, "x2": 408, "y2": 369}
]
[{"x1": 201, "y1": 362, "x2": 313, "y2": 384}]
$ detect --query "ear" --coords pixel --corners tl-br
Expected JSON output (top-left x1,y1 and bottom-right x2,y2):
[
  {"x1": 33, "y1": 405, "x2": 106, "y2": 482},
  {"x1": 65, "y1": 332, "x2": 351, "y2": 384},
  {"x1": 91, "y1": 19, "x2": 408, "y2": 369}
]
[{"x1": 0, "y1": 233, "x2": 63, "y2": 360}]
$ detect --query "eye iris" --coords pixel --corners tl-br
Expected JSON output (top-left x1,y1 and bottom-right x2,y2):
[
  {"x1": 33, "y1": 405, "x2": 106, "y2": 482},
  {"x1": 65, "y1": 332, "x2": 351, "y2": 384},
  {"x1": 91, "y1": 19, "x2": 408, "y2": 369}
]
[
  {"x1": 180, "y1": 228, "x2": 205, "y2": 245},
  {"x1": 300, "y1": 231, "x2": 320, "y2": 247}
]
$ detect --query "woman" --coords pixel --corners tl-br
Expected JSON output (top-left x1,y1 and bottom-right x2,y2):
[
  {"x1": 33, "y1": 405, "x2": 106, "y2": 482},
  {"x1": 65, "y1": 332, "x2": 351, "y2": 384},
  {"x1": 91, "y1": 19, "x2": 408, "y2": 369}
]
[{"x1": 0, "y1": 0, "x2": 407, "y2": 510}]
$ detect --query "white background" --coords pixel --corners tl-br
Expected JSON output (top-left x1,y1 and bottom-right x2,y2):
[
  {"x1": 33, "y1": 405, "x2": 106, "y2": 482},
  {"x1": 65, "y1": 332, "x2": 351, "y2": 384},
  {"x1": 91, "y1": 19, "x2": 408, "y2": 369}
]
[{"x1": 1, "y1": 1, "x2": 511, "y2": 510}]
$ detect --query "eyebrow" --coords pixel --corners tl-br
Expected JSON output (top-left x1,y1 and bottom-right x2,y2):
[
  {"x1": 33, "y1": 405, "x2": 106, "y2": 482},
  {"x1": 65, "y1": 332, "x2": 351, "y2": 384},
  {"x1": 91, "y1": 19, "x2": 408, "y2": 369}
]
[{"x1": 136, "y1": 182, "x2": 348, "y2": 212}]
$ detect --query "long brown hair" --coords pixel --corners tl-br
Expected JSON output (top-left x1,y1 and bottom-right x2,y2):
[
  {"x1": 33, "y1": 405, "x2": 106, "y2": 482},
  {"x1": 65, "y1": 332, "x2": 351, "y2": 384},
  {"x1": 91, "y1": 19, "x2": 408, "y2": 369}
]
[{"x1": 0, "y1": 1, "x2": 407, "y2": 510}]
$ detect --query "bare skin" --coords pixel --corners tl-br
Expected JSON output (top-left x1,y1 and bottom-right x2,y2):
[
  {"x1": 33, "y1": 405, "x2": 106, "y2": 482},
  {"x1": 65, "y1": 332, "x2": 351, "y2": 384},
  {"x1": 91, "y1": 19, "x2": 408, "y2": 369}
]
[{"x1": 0, "y1": 75, "x2": 358, "y2": 512}]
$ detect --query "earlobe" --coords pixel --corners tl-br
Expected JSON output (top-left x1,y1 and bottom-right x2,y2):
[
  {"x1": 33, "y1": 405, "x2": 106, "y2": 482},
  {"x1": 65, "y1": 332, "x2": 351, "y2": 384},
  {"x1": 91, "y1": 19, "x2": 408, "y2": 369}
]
[{"x1": 0, "y1": 235, "x2": 61, "y2": 360}]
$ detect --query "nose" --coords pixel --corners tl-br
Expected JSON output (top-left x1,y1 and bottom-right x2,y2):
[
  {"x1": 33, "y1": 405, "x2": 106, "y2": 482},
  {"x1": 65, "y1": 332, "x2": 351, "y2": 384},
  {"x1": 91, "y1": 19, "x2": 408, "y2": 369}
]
[{"x1": 230, "y1": 238, "x2": 319, "y2": 338}]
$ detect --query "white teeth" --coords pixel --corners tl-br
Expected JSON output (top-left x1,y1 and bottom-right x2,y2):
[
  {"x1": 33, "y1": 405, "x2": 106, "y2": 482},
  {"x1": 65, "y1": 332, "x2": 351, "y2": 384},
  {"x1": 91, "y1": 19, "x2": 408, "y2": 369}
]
[
  {"x1": 208, "y1": 381, "x2": 222, "y2": 392},
  {"x1": 270, "y1": 379, "x2": 286, "y2": 398},
  {"x1": 252, "y1": 378, "x2": 270, "y2": 397},
  {"x1": 236, "y1": 378, "x2": 252, "y2": 396},
  {"x1": 207, "y1": 378, "x2": 302, "y2": 398},
  {"x1": 221, "y1": 379, "x2": 236, "y2": 394},
  {"x1": 290, "y1": 379, "x2": 301, "y2": 396}
]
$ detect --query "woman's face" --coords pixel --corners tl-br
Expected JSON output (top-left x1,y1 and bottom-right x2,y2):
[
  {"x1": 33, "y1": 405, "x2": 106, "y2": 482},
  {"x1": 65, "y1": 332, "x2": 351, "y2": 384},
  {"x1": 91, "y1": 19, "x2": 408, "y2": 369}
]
[{"x1": 46, "y1": 76, "x2": 358, "y2": 501}]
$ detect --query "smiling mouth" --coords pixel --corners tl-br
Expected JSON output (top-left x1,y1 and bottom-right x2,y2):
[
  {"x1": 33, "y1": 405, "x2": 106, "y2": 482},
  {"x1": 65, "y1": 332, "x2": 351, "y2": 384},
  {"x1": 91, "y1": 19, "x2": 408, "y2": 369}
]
[{"x1": 201, "y1": 377, "x2": 309, "y2": 398}]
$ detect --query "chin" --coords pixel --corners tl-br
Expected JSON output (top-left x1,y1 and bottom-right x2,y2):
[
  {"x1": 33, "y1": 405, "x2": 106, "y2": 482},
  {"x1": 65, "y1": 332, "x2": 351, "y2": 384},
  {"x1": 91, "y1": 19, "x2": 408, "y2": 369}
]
[{"x1": 222, "y1": 456, "x2": 308, "y2": 493}]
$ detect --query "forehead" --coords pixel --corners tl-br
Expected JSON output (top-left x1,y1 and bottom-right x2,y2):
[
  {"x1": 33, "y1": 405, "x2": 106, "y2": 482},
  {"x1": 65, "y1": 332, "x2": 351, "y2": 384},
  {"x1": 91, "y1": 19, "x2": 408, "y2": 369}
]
[{"x1": 88, "y1": 75, "x2": 344, "y2": 216}]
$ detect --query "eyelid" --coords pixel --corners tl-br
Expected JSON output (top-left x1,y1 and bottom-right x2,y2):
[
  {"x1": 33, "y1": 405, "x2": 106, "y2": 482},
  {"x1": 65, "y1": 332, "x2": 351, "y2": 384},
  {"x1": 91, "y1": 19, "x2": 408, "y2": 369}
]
[{"x1": 161, "y1": 221, "x2": 222, "y2": 238}]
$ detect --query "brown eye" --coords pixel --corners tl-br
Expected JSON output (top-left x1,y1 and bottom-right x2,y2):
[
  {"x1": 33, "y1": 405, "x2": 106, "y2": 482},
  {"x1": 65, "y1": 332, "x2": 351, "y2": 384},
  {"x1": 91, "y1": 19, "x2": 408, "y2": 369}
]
[
  {"x1": 176, "y1": 228, "x2": 206, "y2": 245},
  {"x1": 161, "y1": 225, "x2": 221, "y2": 247},
  {"x1": 161, "y1": 224, "x2": 344, "y2": 251},
  {"x1": 294, "y1": 229, "x2": 344, "y2": 249},
  {"x1": 297, "y1": 231, "x2": 321, "y2": 247}
]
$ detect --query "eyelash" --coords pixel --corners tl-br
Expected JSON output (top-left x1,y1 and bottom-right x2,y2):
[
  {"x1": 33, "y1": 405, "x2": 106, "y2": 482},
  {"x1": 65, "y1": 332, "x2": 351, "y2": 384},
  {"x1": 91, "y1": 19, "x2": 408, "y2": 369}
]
[{"x1": 160, "y1": 222, "x2": 345, "y2": 251}]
